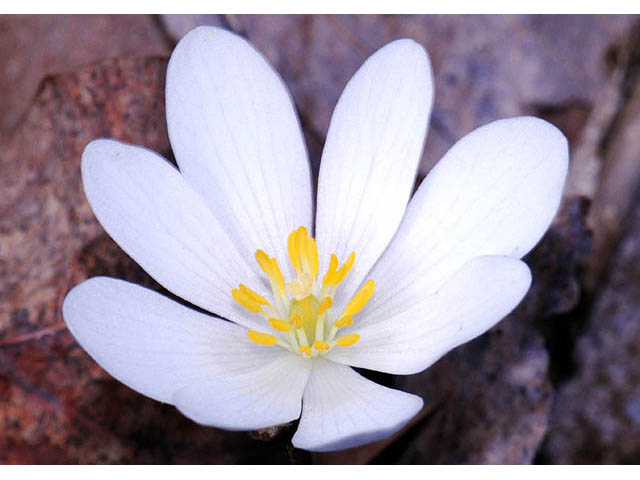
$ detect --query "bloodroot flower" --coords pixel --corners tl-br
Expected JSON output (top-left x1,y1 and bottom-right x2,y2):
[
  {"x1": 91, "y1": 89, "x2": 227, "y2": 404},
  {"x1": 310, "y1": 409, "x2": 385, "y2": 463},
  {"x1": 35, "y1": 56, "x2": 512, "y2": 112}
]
[{"x1": 63, "y1": 26, "x2": 568, "y2": 452}]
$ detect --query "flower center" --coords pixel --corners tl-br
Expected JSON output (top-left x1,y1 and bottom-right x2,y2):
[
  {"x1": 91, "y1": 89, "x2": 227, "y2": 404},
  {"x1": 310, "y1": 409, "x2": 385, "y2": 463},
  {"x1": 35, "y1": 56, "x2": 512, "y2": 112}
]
[{"x1": 232, "y1": 226, "x2": 374, "y2": 358}]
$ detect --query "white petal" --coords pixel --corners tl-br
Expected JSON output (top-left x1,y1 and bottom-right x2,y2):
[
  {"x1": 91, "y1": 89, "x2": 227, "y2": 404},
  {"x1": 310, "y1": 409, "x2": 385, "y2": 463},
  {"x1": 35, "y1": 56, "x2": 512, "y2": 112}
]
[
  {"x1": 64, "y1": 277, "x2": 311, "y2": 430},
  {"x1": 81, "y1": 139, "x2": 268, "y2": 330},
  {"x1": 166, "y1": 26, "x2": 312, "y2": 274},
  {"x1": 173, "y1": 352, "x2": 311, "y2": 431},
  {"x1": 364, "y1": 116, "x2": 567, "y2": 321},
  {"x1": 326, "y1": 256, "x2": 531, "y2": 375},
  {"x1": 315, "y1": 39, "x2": 433, "y2": 308},
  {"x1": 291, "y1": 359, "x2": 423, "y2": 452}
]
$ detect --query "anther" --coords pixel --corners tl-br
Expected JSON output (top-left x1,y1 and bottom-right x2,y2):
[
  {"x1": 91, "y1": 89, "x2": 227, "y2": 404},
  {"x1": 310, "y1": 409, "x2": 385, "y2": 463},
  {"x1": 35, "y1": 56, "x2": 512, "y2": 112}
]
[
  {"x1": 318, "y1": 297, "x2": 333, "y2": 315},
  {"x1": 336, "y1": 334, "x2": 360, "y2": 347},
  {"x1": 334, "y1": 252, "x2": 355, "y2": 285},
  {"x1": 342, "y1": 279, "x2": 374, "y2": 316},
  {"x1": 298, "y1": 345, "x2": 312, "y2": 356},
  {"x1": 269, "y1": 318, "x2": 291, "y2": 332},
  {"x1": 232, "y1": 288, "x2": 265, "y2": 313},
  {"x1": 239, "y1": 284, "x2": 269, "y2": 305},
  {"x1": 333, "y1": 315, "x2": 353, "y2": 328},
  {"x1": 313, "y1": 340, "x2": 330, "y2": 351},
  {"x1": 322, "y1": 254, "x2": 340, "y2": 287},
  {"x1": 247, "y1": 330, "x2": 279, "y2": 346}
]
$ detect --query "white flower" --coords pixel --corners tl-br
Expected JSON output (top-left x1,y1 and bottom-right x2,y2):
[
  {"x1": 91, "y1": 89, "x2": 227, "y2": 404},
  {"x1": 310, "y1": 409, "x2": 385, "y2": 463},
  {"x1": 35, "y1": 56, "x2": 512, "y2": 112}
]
[{"x1": 63, "y1": 26, "x2": 568, "y2": 452}]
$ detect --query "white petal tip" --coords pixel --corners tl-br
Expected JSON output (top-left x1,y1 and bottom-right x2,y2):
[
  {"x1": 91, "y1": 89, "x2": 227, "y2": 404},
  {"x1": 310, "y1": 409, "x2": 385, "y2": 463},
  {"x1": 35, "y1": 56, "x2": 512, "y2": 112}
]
[
  {"x1": 372, "y1": 38, "x2": 433, "y2": 82},
  {"x1": 492, "y1": 115, "x2": 569, "y2": 166},
  {"x1": 172, "y1": 25, "x2": 253, "y2": 60},
  {"x1": 62, "y1": 279, "x2": 88, "y2": 330},
  {"x1": 383, "y1": 37, "x2": 429, "y2": 54},
  {"x1": 81, "y1": 138, "x2": 140, "y2": 178},
  {"x1": 81, "y1": 138, "x2": 115, "y2": 165}
]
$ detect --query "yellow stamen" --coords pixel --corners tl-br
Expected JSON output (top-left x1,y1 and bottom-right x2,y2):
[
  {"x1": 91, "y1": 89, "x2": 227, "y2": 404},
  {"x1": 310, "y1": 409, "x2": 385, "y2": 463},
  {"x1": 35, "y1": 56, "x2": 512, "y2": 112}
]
[
  {"x1": 239, "y1": 284, "x2": 269, "y2": 305},
  {"x1": 269, "y1": 318, "x2": 291, "y2": 332},
  {"x1": 333, "y1": 315, "x2": 353, "y2": 328},
  {"x1": 232, "y1": 288, "x2": 264, "y2": 313},
  {"x1": 288, "y1": 229, "x2": 301, "y2": 274},
  {"x1": 343, "y1": 279, "x2": 374, "y2": 316},
  {"x1": 336, "y1": 334, "x2": 360, "y2": 347},
  {"x1": 289, "y1": 226, "x2": 317, "y2": 277},
  {"x1": 255, "y1": 249, "x2": 272, "y2": 275},
  {"x1": 307, "y1": 235, "x2": 319, "y2": 276},
  {"x1": 313, "y1": 340, "x2": 330, "y2": 351},
  {"x1": 236, "y1": 227, "x2": 371, "y2": 358},
  {"x1": 317, "y1": 297, "x2": 333, "y2": 315},
  {"x1": 290, "y1": 313, "x2": 302, "y2": 329},
  {"x1": 298, "y1": 345, "x2": 312, "y2": 356},
  {"x1": 334, "y1": 252, "x2": 356, "y2": 285},
  {"x1": 248, "y1": 330, "x2": 279, "y2": 346},
  {"x1": 323, "y1": 253, "x2": 339, "y2": 287},
  {"x1": 255, "y1": 251, "x2": 286, "y2": 293},
  {"x1": 322, "y1": 252, "x2": 356, "y2": 287},
  {"x1": 296, "y1": 227, "x2": 309, "y2": 271},
  {"x1": 270, "y1": 258, "x2": 286, "y2": 292}
]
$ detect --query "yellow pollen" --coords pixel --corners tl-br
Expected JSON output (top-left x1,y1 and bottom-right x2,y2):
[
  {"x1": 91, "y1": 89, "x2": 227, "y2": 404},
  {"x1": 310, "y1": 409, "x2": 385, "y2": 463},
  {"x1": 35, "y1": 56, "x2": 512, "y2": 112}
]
[
  {"x1": 270, "y1": 259, "x2": 286, "y2": 292},
  {"x1": 234, "y1": 227, "x2": 372, "y2": 359},
  {"x1": 296, "y1": 228, "x2": 309, "y2": 272},
  {"x1": 232, "y1": 288, "x2": 265, "y2": 313},
  {"x1": 298, "y1": 345, "x2": 312, "y2": 356},
  {"x1": 288, "y1": 226, "x2": 319, "y2": 276},
  {"x1": 313, "y1": 340, "x2": 330, "y2": 351},
  {"x1": 239, "y1": 284, "x2": 269, "y2": 305},
  {"x1": 343, "y1": 279, "x2": 375, "y2": 316},
  {"x1": 255, "y1": 250, "x2": 286, "y2": 293},
  {"x1": 255, "y1": 249, "x2": 272, "y2": 274},
  {"x1": 333, "y1": 315, "x2": 353, "y2": 328},
  {"x1": 247, "y1": 330, "x2": 279, "y2": 346},
  {"x1": 322, "y1": 252, "x2": 356, "y2": 287},
  {"x1": 288, "y1": 230, "x2": 301, "y2": 274},
  {"x1": 302, "y1": 230, "x2": 319, "y2": 276},
  {"x1": 334, "y1": 252, "x2": 356, "y2": 284},
  {"x1": 269, "y1": 318, "x2": 291, "y2": 332},
  {"x1": 317, "y1": 297, "x2": 333, "y2": 315},
  {"x1": 336, "y1": 334, "x2": 360, "y2": 347},
  {"x1": 323, "y1": 254, "x2": 340, "y2": 287}
]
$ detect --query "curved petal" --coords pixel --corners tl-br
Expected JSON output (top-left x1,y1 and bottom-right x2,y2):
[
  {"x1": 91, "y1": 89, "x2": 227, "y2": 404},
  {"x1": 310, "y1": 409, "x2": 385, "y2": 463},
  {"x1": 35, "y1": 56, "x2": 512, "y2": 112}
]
[
  {"x1": 64, "y1": 277, "x2": 311, "y2": 430},
  {"x1": 82, "y1": 139, "x2": 272, "y2": 330},
  {"x1": 326, "y1": 256, "x2": 531, "y2": 375},
  {"x1": 173, "y1": 352, "x2": 310, "y2": 431},
  {"x1": 291, "y1": 359, "x2": 423, "y2": 452},
  {"x1": 315, "y1": 39, "x2": 433, "y2": 309},
  {"x1": 364, "y1": 116, "x2": 567, "y2": 322},
  {"x1": 166, "y1": 26, "x2": 312, "y2": 275}
]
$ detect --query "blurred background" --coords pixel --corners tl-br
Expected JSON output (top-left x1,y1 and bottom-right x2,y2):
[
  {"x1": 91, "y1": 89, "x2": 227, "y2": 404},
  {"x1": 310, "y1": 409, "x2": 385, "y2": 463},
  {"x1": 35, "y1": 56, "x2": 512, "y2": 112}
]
[{"x1": 1, "y1": 14, "x2": 639, "y2": 464}]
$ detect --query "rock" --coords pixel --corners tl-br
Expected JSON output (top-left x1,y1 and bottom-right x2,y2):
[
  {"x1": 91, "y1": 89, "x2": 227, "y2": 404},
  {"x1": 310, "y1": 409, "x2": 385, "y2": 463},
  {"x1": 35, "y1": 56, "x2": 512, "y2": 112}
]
[
  {"x1": 585, "y1": 22, "x2": 640, "y2": 291},
  {"x1": 541, "y1": 193, "x2": 640, "y2": 463},
  {"x1": 0, "y1": 15, "x2": 169, "y2": 141},
  {"x1": 0, "y1": 56, "x2": 170, "y2": 337},
  {"x1": 160, "y1": 14, "x2": 225, "y2": 41}
]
